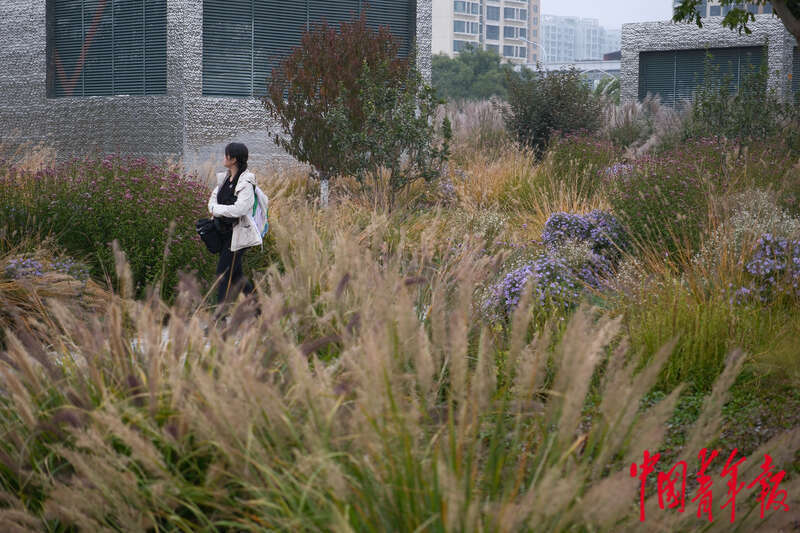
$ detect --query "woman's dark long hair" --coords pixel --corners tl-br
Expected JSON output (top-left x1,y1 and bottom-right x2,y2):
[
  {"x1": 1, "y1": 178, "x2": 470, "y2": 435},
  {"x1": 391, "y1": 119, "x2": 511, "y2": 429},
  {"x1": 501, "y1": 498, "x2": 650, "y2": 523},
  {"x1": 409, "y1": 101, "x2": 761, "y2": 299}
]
[{"x1": 225, "y1": 142, "x2": 249, "y2": 182}]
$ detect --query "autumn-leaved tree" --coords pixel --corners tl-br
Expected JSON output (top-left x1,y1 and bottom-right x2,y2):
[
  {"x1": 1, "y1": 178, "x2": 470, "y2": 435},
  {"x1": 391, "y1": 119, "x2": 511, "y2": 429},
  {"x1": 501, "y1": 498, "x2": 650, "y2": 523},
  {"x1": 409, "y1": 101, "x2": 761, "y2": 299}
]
[
  {"x1": 263, "y1": 12, "x2": 450, "y2": 207},
  {"x1": 673, "y1": 0, "x2": 800, "y2": 44}
]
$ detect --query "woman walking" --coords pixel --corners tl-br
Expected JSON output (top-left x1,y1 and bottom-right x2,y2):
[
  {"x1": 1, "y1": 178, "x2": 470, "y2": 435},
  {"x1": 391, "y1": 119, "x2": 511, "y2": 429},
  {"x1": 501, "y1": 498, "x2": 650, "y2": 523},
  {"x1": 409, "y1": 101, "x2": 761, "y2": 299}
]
[{"x1": 207, "y1": 142, "x2": 259, "y2": 305}]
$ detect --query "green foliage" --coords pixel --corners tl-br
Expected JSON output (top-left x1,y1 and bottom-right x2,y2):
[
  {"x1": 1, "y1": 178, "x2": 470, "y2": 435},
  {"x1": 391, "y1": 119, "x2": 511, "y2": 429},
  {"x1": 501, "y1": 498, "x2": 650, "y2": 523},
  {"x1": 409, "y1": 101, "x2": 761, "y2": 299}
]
[
  {"x1": 604, "y1": 145, "x2": 710, "y2": 256},
  {"x1": 264, "y1": 11, "x2": 449, "y2": 198},
  {"x1": 503, "y1": 65, "x2": 603, "y2": 157},
  {"x1": 684, "y1": 52, "x2": 792, "y2": 141},
  {"x1": 0, "y1": 155, "x2": 216, "y2": 300},
  {"x1": 547, "y1": 133, "x2": 619, "y2": 190},
  {"x1": 325, "y1": 62, "x2": 451, "y2": 202},
  {"x1": 431, "y1": 46, "x2": 515, "y2": 101},
  {"x1": 593, "y1": 76, "x2": 620, "y2": 105}
]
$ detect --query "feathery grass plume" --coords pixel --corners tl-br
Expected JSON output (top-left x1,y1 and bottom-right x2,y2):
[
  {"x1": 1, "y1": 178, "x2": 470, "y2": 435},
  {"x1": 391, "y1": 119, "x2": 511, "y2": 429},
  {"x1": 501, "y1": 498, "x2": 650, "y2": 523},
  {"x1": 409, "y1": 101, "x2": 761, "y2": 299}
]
[{"x1": 1, "y1": 191, "x2": 798, "y2": 532}]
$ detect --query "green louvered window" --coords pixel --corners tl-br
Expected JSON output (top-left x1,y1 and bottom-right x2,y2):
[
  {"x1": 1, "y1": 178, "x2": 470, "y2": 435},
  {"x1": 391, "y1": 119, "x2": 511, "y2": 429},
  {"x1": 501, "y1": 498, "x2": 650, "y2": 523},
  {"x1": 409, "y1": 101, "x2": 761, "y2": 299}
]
[
  {"x1": 793, "y1": 47, "x2": 800, "y2": 97},
  {"x1": 48, "y1": 0, "x2": 167, "y2": 97},
  {"x1": 202, "y1": 0, "x2": 417, "y2": 97},
  {"x1": 638, "y1": 46, "x2": 763, "y2": 106}
]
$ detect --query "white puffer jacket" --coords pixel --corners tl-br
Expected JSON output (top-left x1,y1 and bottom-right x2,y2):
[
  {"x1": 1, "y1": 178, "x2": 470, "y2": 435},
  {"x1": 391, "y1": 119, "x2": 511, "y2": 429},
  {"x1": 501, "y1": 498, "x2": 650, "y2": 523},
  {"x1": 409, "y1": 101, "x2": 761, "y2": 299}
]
[{"x1": 207, "y1": 170, "x2": 262, "y2": 252}]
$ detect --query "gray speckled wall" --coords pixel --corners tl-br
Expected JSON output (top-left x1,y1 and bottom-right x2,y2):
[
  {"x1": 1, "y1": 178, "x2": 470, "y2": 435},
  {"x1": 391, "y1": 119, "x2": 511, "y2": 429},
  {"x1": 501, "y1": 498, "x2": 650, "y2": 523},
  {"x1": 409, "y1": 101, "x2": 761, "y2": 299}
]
[
  {"x1": 621, "y1": 15, "x2": 795, "y2": 104},
  {"x1": 0, "y1": 0, "x2": 184, "y2": 162},
  {"x1": 0, "y1": 0, "x2": 433, "y2": 176}
]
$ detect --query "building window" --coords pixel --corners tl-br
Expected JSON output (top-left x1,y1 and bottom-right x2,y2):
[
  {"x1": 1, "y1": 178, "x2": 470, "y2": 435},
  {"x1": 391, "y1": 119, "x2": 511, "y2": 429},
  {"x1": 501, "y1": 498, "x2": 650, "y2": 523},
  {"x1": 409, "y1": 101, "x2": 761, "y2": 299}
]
[
  {"x1": 454, "y1": 39, "x2": 470, "y2": 52},
  {"x1": 520, "y1": 28, "x2": 527, "y2": 39},
  {"x1": 455, "y1": 1, "x2": 480, "y2": 14},
  {"x1": 202, "y1": 0, "x2": 415, "y2": 97},
  {"x1": 504, "y1": 26, "x2": 515, "y2": 38},
  {"x1": 456, "y1": 21, "x2": 479, "y2": 34},
  {"x1": 486, "y1": 6, "x2": 500, "y2": 20},
  {"x1": 503, "y1": 45, "x2": 514, "y2": 57},
  {"x1": 709, "y1": 5, "x2": 721, "y2": 16},
  {"x1": 504, "y1": 7, "x2": 515, "y2": 19},
  {"x1": 520, "y1": 9, "x2": 527, "y2": 19},
  {"x1": 487, "y1": 44, "x2": 500, "y2": 54},
  {"x1": 518, "y1": 46, "x2": 527, "y2": 58},
  {"x1": 486, "y1": 25, "x2": 499, "y2": 40},
  {"x1": 48, "y1": 0, "x2": 167, "y2": 97}
]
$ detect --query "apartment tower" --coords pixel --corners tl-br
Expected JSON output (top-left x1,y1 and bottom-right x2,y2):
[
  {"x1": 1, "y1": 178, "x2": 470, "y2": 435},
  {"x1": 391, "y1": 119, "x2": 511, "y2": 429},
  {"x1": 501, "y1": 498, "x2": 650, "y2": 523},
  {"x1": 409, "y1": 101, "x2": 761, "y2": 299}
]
[{"x1": 432, "y1": 0, "x2": 542, "y2": 64}]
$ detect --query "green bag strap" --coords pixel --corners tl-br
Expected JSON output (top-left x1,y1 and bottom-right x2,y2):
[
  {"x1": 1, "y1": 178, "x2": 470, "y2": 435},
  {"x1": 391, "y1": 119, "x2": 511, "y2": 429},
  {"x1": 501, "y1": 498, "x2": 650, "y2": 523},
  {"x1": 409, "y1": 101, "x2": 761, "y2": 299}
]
[{"x1": 252, "y1": 184, "x2": 258, "y2": 217}]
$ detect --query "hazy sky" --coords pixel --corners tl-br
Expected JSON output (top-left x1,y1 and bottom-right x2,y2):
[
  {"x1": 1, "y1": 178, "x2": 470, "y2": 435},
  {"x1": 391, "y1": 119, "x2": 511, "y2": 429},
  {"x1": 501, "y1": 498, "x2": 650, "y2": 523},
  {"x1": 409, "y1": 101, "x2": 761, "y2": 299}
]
[{"x1": 540, "y1": 1, "x2": 673, "y2": 30}]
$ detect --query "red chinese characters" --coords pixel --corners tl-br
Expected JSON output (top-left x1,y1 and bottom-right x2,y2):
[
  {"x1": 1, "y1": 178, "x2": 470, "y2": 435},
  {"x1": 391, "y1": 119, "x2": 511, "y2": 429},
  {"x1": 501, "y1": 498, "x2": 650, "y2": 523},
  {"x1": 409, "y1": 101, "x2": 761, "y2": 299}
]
[{"x1": 629, "y1": 449, "x2": 790, "y2": 523}]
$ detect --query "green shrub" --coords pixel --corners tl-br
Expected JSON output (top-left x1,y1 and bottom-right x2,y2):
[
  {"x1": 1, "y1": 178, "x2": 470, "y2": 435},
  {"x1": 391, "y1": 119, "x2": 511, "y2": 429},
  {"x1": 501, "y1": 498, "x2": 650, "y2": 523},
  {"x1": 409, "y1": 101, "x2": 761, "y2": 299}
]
[
  {"x1": 431, "y1": 46, "x2": 515, "y2": 101},
  {"x1": 0, "y1": 155, "x2": 217, "y2": 299},
  {"x1": 603, "y1": 144, "x2": 711, "y2": 256},
  {"x1": 503, "y1": 65, "x2": 603, "y2": 158},
  {"x1": 684, "y1": 52, "x2": 797, "y2": 142},
  {"x1": 547, "y1": 132, "x2": 618, "y2": 194},
  {"x1": 264, "y1": 11, "x2": 450, "y2": 205}
]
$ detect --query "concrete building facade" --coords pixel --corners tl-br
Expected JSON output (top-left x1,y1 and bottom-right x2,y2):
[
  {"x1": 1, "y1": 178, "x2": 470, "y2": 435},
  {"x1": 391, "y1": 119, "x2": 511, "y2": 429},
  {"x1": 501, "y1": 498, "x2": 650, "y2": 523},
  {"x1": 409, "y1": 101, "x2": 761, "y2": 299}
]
[
  {"x1": 621, "y1": 15, "x2": 796, "y2": 104},
  {"x1": 540, "y1": 15, "x2": 621, "y2": 64},
  {"x1": 432, "y1": 0, "x2": 542, "y2": 65},
  {"x1": 0, "y1": 0, "x2": 431, "y2": 174}
]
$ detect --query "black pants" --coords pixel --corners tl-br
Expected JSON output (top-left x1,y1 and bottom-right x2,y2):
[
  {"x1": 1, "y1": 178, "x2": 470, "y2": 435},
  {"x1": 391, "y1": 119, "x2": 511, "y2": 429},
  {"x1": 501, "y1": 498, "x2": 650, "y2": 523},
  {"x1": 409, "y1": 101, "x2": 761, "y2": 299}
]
[{"x1": 216, "y1": 233, "x2": 252, "y2": 304}]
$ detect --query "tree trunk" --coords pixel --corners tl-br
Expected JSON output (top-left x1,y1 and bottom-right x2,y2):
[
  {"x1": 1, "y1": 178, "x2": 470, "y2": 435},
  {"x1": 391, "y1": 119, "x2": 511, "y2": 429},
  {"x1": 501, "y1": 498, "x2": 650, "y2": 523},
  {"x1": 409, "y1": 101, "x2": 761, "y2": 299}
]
[{"x1": 772, "y1": 0, "x2": 800, "y2": 45}]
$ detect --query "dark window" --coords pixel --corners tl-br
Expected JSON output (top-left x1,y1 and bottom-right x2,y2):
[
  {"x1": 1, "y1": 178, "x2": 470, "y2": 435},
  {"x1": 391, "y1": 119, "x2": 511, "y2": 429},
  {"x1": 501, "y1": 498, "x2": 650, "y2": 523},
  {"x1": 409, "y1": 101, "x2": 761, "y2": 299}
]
[
  {"x1": 518, "y1": 46, "x2": 526, "y2": 58},
  {"x1": 520, "y1": 9, "x2": 527, "y2": 19},
  {"x1": 709, "y1": 5, "x2": 721, "y2": 16},
  {"x1": 504, "y1": 26, "x2": 515, "y2": 38},
  {"x1": 503, "y1": 45, "x2": 514, "y2": 56},
  {"x1": 486, "y1": 6, "x2": 500, "y2": 20},
  {"x1": 520, "y1": 28, "x2": 527, "y2": 39},
  {"x1": 454, "y1": 20, "x2": 466, "y2": 33},
  {"x1": 454, "y1": 1, "x2": 467, "y2": 13},
  {"x1": 203, "y1": 0, "x2": 416, "y2": 97},
  {"x1": 454, "y1": 39, "x2": 468, "y2": 52},
  {"x1": 504, "y1": 7, "x2": 515, "y2": 19},
  {"x1": 486, "y1": 25, "x2": 499, "y2": 40},
  {"x1": 471, "y1": 2, "x2": 480, "y2": 14},
  {"x1": 639, "y1": 46, "x2": 764, "y2": 106},
  {"x1": 48, "y1": 0, "x2": 167, "y2": 97}
]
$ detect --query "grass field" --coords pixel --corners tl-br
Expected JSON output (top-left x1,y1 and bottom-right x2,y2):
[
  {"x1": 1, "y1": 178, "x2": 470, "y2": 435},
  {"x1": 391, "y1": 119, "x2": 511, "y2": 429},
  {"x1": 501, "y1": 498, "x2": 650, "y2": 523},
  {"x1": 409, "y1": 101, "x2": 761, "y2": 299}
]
[{"x1": 1, "y1": 100, "x2": 799, "y2": 531}]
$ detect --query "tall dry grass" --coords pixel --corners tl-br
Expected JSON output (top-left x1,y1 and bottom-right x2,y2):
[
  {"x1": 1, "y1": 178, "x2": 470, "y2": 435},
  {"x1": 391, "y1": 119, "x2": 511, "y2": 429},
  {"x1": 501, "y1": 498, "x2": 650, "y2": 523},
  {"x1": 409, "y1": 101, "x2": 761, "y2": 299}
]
[{"x1": 1, "y1": 198, "x2": 797, "y2": 532}]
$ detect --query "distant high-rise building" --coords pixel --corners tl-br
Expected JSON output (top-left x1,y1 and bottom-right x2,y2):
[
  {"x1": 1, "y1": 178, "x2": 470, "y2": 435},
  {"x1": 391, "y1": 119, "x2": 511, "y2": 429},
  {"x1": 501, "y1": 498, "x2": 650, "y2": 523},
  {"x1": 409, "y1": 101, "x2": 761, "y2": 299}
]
[
  {"x1": 672, "y1": 0, "x2": 773, "y2": 17},
  {"x1": 432, "y1": 0, "x2": 543, "y2": 65},
  {"x1": 540, "y1": 15, "x2": 620, "y2": 63}
]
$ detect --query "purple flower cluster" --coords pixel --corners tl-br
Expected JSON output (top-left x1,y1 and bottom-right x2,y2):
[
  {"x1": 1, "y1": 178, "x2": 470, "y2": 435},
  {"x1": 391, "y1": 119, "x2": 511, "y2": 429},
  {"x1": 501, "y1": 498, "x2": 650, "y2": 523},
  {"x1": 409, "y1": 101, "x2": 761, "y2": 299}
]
[
  {"x1": 52, "y1": 258, "x2": 90, "y2": 281},
  {"x1": 601, "y1": 163, "x2": 635, "y2": 178},
  {"x1": 482, "y1": 253, "x2": 582, "y2": 320},
  {"x1": 541, "y1": 210, "x2": 626, "y2": 288},
  {"x1": 3, "y1": 256, "x2": 91, "y2": 281},
  {"x1": 542, "y1": 210, "x2": 626, "y2": 259},
  {"x1": 4, "y1": 258, "x2": 45, "y2": 279},
  {"x1": 736, "y1": 233, "x2": 800, "y2": 303},
  {"x1": 482, "y1": 210, "x2": 626, "y2": 321}
]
